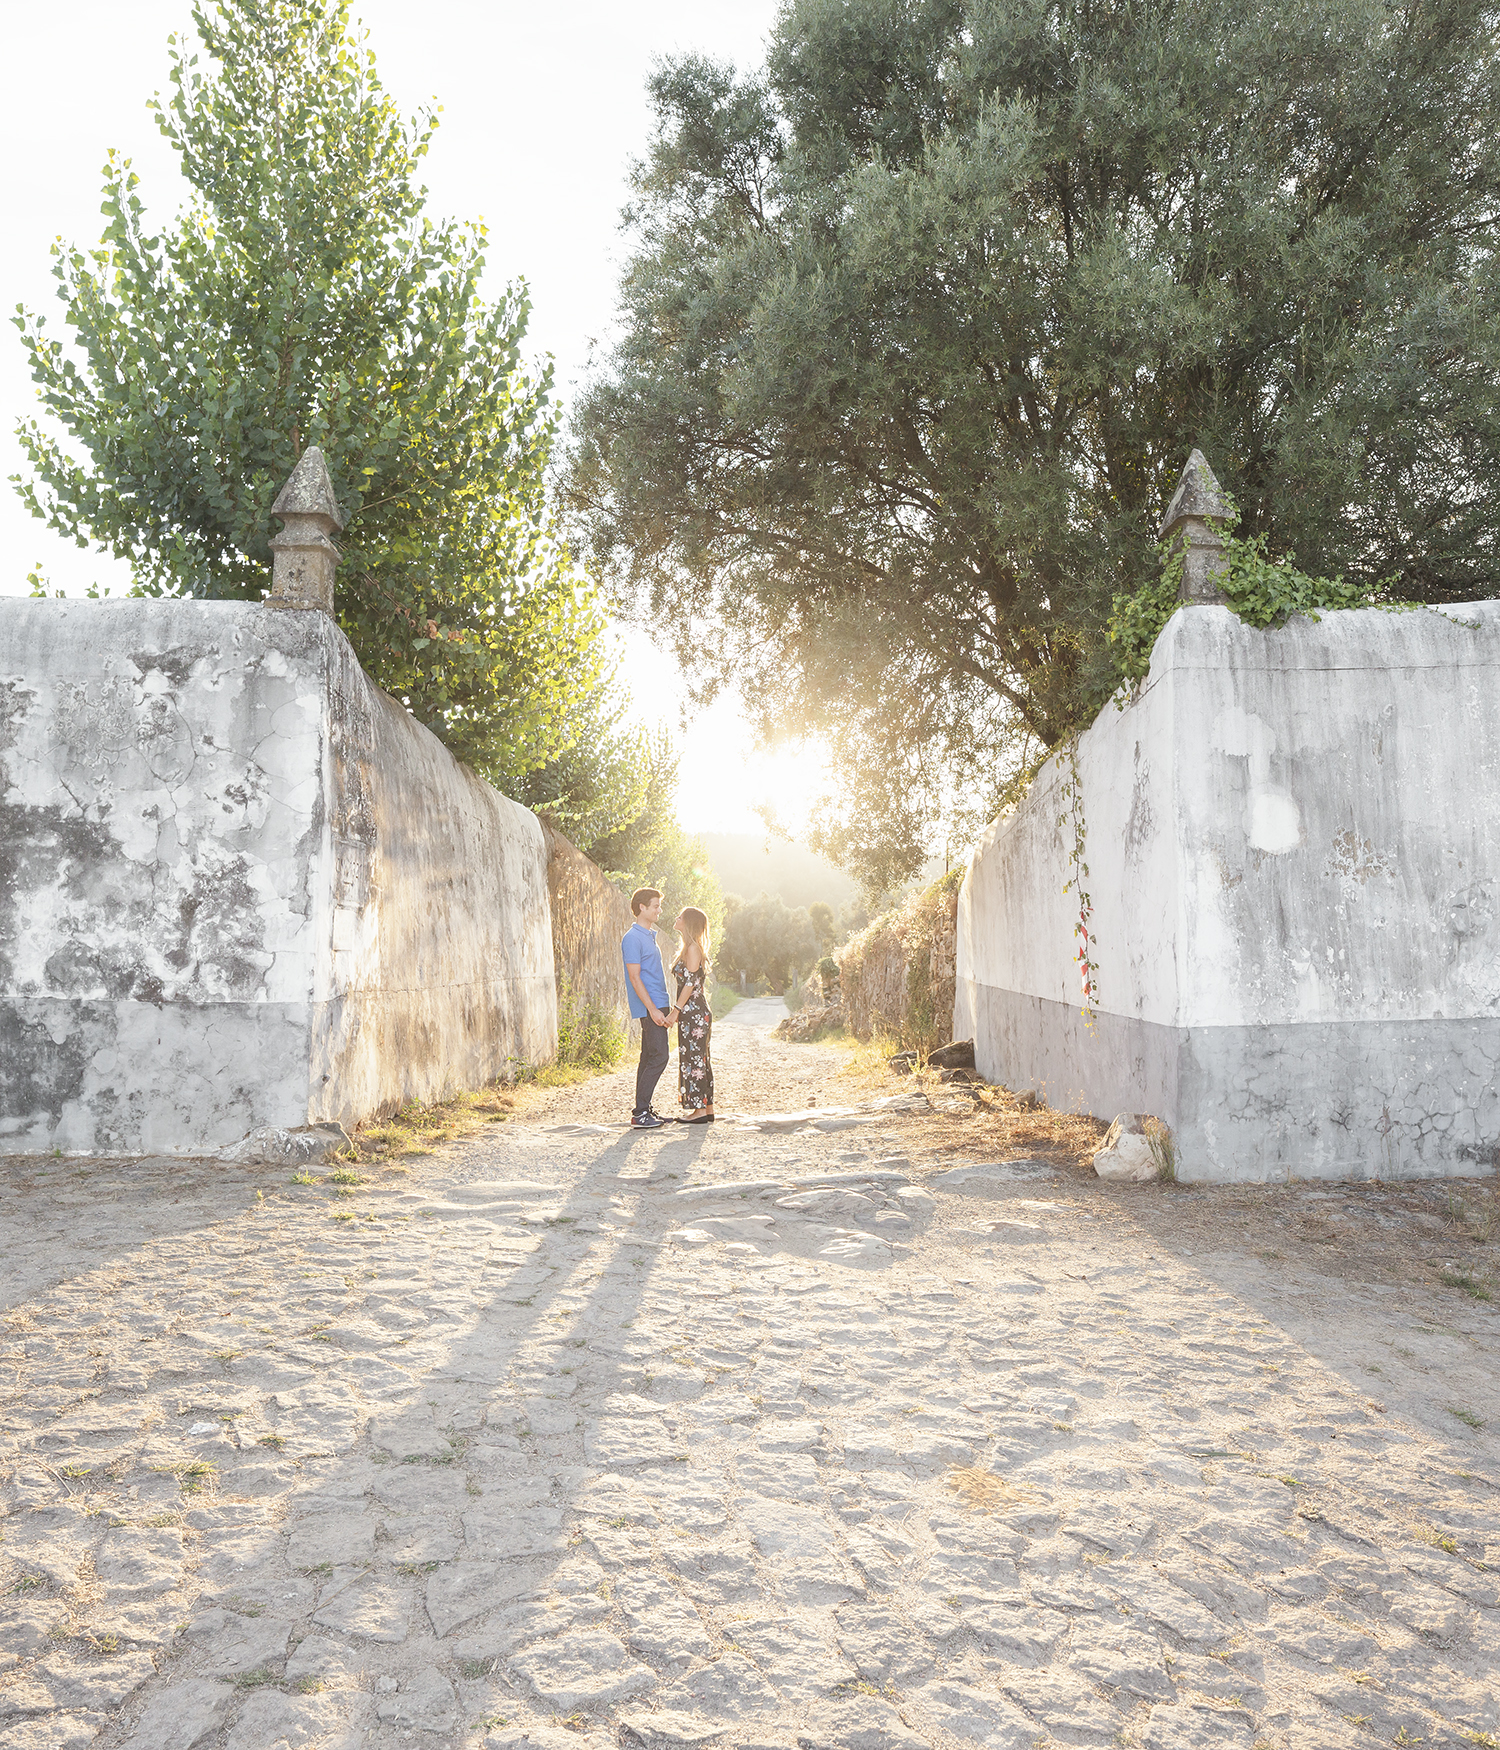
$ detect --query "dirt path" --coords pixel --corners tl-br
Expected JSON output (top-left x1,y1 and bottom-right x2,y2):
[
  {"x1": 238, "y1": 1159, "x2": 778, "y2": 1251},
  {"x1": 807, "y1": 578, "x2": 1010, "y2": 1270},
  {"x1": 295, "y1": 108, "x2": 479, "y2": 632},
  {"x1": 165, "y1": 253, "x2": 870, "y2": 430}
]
[
  {"x1": 1, "y1": 1014, "x2": 1497, "y2": 1750},
  {"x1": 521, "y1": 998, "x2": 824, "y2": 1128}
]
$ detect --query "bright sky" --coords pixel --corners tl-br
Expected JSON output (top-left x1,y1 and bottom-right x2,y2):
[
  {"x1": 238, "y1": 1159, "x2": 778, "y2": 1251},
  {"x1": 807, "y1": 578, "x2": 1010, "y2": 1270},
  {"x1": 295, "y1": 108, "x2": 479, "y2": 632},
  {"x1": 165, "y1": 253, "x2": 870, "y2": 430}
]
[{"x1": 0, "y1": 0, "x2": 837, "y2": 839}]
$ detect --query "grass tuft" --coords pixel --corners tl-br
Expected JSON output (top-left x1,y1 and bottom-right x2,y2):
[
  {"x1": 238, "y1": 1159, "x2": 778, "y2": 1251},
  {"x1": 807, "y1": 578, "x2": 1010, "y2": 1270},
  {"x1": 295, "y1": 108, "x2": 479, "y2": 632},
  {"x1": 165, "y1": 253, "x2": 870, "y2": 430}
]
[
  {"x1": 232, "y1": 1668, "x2": 278, "y2": 1690},
  {"x1": 1144, "y1": 1116, "x2": 1177, "y2": 1182},
  {"x1": 1439, "y1": 1268, "x2": 1494, "y2": 1302}
]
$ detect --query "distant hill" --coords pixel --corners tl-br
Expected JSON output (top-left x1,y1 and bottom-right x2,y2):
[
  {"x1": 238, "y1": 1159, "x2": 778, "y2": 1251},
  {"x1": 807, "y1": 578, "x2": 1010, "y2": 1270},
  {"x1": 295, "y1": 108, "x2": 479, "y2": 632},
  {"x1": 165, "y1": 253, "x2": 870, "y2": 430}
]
[{"x1": 698, "y1": 833, "x2": 862, "y2": 914}]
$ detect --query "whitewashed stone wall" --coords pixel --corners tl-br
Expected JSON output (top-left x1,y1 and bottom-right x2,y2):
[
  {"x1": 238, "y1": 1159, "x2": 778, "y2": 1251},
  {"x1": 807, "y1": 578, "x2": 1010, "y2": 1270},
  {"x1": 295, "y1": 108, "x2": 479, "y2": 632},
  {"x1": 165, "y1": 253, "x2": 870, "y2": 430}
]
[
  {"x1": 1, "y1": 599, "x2": 556, "y2": 1155},
  {"x1": 955, "y1": 602, "x2": 1500, "y2": 1183}
]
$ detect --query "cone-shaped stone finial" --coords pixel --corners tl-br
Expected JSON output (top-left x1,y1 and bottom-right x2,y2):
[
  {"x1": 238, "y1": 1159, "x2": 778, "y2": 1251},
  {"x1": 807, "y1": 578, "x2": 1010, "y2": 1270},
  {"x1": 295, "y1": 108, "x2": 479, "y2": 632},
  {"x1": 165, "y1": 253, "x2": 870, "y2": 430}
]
[
  {"x1": 1159, "y1": 448, "x2": 1231, "y2": 605},
  {"x1": 1160, "y1": 448, "x2": 1228, "y2": 538},
  {"x1": 271, "y1": 445, "x2": 345, "y2": 531},
  {"x1": 269, "y1": 446, "x2": 343, "y2": 613}
]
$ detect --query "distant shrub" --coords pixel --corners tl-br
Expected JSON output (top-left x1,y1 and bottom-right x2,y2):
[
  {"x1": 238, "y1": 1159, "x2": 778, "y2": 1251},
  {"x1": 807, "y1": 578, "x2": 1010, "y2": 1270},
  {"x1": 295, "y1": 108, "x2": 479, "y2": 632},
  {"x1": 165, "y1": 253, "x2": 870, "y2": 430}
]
[{"x1": 716, "y1": 892, "x2": 820, "y2": 991}]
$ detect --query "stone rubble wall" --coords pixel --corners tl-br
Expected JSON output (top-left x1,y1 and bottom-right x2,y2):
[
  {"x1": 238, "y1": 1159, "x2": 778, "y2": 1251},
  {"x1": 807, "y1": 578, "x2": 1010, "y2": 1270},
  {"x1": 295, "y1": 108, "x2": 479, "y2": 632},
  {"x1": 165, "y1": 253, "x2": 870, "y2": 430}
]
[
  {"x1": 1, "y1": 598, "x2": 556, "y2": 1156},
  {"x1": 541, "y1": 822, "x2": 638, "y2": 1043},
  {"x1": 955, "y1": 601, "x2": 1500, "y2": 1183},
  {"x1": 840, "y1": 918, "x2": 907, "y2": 1041},
  {"x1": 928, "y1": 888, "x2": 959, "y2": 1043},
  {"x1": 839, "y1": 873, "x2": 961, "y2": 1049}
]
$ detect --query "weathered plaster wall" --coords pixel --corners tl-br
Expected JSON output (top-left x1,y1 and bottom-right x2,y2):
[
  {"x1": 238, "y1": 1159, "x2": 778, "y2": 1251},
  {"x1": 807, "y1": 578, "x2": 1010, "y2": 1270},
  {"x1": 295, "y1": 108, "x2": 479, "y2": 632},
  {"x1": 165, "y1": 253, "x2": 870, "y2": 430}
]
[
  {"x1": 954, "y1": 602, "x2": 1500, "y2": 1183},
  {"x1": 308, "y1": 626, "x2": 555, "y2": 1125},
  {"x1": 1, "y1": 599, "x2": 555, "y2": 1155}
]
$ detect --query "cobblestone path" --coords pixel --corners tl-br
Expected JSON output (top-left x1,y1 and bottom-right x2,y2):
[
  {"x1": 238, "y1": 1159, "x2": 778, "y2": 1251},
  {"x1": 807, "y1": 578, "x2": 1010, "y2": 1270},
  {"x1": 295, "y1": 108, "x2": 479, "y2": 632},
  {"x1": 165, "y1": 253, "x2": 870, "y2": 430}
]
[{"x1": 2, "y1": 1012, "x2": 1498, "y2": 1750}]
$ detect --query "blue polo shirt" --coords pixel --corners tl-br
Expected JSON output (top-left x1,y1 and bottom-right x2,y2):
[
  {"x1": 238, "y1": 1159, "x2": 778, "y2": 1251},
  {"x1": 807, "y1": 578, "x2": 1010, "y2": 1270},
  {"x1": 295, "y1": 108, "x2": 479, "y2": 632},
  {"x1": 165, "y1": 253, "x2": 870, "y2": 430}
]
[{"x1": 622, "y1": 921, "x2": 668, "y2": 1018}]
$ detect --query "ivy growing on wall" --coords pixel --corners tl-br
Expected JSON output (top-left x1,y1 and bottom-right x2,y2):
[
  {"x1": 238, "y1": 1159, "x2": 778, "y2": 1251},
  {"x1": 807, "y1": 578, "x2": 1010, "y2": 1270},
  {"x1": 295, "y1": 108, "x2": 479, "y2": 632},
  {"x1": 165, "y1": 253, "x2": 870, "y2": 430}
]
[
  {"x1": 1057, "y1": 738, "x2": 1098, "y2": 1021},
  {"x1": 1107, "y1": 510, "x2": 1406, "y2": 685}
]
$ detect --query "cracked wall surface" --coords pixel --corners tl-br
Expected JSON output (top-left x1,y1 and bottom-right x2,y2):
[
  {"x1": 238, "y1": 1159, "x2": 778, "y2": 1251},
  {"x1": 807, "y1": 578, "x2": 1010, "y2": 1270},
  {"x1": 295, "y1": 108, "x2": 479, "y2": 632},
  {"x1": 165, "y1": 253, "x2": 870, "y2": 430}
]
[
  {"x1": 0, "y1": 600, "x2": 555, "y2": 1155},
  {"x1": 954, "y1": 601, "x2": 1500, "y2": 1183}
]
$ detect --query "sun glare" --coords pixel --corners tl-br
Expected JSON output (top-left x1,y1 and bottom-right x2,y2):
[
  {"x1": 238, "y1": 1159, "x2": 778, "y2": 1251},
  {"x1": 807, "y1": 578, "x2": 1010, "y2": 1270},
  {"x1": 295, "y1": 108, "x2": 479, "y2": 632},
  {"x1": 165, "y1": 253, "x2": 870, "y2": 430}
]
[
  {"x1": 614, "y1": 624, "x2": 838, "y2": 838},
  {"x1": 745, "y1": 738, "x2": 838, "y2": 841}
]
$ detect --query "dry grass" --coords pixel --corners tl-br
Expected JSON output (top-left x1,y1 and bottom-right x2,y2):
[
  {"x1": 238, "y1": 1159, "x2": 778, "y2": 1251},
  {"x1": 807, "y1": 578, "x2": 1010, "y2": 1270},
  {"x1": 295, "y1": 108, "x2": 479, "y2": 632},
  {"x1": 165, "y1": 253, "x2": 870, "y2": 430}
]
[
  {"x1": 829, "y1": 1030, "x2": 906, "y2": 1090},
  {"x1": 824, "y1": 1038, "x2": 1108, "y2": 1172},
  {"x1": 342, "y1": 1085, "x2": 521, "y2": 1166},
  {"x1": 1444, "y1": 1186, "x2": 1500, "y2": 1245},
  {"x1": 341, "y1": 1060, "x2": 618, "y2": 1166},
  {"x1": 919, "y1": 1088, "x2": 1106, "y2": 1173}
]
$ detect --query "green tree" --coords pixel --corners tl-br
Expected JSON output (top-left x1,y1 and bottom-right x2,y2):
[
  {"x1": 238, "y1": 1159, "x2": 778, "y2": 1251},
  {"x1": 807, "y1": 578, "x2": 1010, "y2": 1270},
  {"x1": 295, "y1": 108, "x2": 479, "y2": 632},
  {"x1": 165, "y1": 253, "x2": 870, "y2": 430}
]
[
  {"x1": 717, "y1": 892, "x2": 820, "y2": 992},
  {"x1": 510, "y1": 682, "x2": 657, "y2": 853},
  {"x1": 568, "y1": 0, "x2": 1500, "y2": 882},
  {"x1": 808, "y1": 900, "x2": 836, "y2": 952},
  {"x1": 14, "y1": 0, "x2": 604, "y2": 788},
  {"x1": 514, "y1": 712, "x2": 725, "y2": 945}
]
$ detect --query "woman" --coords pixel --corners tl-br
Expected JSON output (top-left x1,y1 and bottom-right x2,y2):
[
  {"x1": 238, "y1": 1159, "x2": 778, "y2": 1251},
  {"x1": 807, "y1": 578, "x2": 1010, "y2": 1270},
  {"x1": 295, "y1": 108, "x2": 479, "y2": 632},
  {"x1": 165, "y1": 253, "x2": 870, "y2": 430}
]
[{"x1": 666, "y1": 906, "x2": 715, "y2": 1123}]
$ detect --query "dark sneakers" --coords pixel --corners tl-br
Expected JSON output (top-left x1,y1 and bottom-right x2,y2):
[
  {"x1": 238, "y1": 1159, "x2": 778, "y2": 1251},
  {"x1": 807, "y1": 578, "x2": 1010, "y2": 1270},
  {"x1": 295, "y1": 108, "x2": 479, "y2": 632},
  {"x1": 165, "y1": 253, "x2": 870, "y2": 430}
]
[{"x1": 630, "y1": 1109, "x2": 667, "y2": 1129}]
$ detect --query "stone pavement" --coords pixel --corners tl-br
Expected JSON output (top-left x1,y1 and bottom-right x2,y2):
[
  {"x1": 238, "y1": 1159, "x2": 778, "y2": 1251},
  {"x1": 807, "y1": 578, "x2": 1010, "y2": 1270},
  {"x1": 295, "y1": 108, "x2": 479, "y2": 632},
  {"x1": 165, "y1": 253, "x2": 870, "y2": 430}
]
[{"x1": 2, "y1": 1014, "x2": 1498, "y2": 1750}]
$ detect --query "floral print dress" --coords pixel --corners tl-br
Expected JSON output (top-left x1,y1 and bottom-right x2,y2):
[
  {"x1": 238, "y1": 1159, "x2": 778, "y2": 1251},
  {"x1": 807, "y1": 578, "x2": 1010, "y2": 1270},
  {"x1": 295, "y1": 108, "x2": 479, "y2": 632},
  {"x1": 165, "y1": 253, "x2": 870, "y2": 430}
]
[{"x1": 672, "y1": 957, "x2": 714, "y2": 1110}]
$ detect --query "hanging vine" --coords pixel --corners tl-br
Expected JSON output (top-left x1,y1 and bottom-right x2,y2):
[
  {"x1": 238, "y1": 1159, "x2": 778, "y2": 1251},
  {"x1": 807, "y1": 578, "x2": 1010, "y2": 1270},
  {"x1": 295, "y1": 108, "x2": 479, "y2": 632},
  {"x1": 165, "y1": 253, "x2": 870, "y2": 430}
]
[{"x1": 1057, "y1": 736, "x2": 1099, "y2": 1021}]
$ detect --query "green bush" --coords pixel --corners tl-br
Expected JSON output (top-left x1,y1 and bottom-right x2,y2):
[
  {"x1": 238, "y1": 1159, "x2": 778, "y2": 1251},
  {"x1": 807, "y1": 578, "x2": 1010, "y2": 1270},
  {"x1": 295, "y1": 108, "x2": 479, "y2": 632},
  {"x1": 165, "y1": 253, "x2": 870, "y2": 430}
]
[
  {"x1": 1107, "y1": 541, "x2": 1187, "y2": 683},
  {"x1": 1220, "y1": 534, "x2": 1377, "y2": 629},
  {"x1": 555, "y1": 982, "x2": 626, "y2": 1072}
]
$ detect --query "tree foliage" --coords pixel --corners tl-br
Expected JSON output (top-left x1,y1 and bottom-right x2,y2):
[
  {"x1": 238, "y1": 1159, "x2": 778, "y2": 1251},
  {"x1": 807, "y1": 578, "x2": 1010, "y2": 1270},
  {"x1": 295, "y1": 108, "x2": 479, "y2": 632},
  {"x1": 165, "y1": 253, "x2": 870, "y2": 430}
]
[
  {"x1": 511, "y1": 704, "x2": 725, "y2": 943},
  {"x1": 717, "y1": 891, "x2": 821, "y2": 991},
  {"x1": 568, "y1": 0, "x2": 1500, "y2": 881},
  {"x1": 14, "y1": 0, "x2": 604, "y2": 789}
]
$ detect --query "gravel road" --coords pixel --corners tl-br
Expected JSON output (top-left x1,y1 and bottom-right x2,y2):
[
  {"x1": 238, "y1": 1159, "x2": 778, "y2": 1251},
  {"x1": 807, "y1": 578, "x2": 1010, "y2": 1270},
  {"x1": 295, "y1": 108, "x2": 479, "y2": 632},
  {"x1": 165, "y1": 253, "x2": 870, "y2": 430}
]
[{"x1": 1, "y1": 1007, "x2": 1497, "y2": 1750}]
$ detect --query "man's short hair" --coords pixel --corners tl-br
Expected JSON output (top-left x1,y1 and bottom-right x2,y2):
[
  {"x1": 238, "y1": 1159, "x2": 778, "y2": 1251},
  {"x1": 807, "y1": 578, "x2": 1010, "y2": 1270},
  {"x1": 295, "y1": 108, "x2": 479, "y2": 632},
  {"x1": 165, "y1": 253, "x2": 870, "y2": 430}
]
[{"x1": 630, "y1": 887, "x2": 662, "y2": 918}]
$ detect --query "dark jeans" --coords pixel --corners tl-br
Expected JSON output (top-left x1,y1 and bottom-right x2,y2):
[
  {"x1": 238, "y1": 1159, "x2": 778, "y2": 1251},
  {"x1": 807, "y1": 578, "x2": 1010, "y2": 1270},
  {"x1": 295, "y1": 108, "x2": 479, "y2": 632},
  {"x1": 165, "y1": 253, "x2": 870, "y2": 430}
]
[{"x1": 634, "y1": 1017, "x2": 669, "y2": 1114}]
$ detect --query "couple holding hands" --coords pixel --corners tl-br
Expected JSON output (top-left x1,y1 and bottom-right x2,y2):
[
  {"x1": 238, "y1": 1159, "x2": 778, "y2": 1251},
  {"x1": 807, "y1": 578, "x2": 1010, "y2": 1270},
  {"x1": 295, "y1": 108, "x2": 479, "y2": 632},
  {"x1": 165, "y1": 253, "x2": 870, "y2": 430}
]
[{"x1": 621, "y1": 887, "x2": 716, "y2": 1129}]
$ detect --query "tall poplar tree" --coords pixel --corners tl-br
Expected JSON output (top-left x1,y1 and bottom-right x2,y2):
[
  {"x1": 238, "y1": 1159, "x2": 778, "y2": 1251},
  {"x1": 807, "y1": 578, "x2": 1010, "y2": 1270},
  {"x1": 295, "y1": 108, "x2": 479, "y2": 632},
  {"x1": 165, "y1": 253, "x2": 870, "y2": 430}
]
[{"x1": 14, "y1": 0, "x2": 604, "y2": 789}]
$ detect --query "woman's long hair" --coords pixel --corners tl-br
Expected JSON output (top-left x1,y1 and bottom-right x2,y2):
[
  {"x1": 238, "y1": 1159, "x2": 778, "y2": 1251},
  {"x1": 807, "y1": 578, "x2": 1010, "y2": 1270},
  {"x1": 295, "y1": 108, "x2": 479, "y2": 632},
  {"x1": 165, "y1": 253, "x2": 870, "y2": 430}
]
[{"x1": 676, "y1": 906, "x2": 711, "y2": 966}]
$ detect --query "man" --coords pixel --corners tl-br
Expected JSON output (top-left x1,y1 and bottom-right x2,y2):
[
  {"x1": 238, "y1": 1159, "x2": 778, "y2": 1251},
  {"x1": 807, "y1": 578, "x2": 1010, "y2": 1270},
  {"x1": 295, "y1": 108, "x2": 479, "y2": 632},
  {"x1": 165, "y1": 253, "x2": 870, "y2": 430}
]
[{"x1": 622, "y1": 887, "x2": 674, "y2": 1129}]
